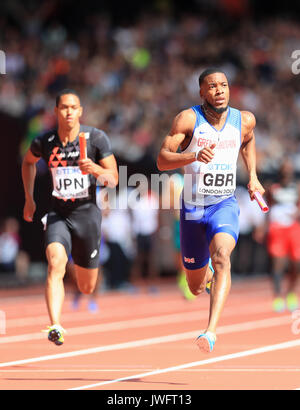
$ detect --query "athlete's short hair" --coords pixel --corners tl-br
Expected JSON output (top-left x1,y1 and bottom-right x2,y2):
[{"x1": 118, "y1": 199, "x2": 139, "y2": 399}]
[
  {"x1": 198, "y1": 68, "x2": 227, "y2": 87},
  {"x1": 56, "y1": 89, "x2": 81, "y2": 107}
]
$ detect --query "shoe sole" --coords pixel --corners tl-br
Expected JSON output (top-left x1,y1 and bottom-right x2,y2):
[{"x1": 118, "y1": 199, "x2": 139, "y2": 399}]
[
  {"x1": 48, "y1": 329, "x2": 64, "y2": 346},
  {"x1": 196, "y1": 336, "x2": 213, "y2": 353}
]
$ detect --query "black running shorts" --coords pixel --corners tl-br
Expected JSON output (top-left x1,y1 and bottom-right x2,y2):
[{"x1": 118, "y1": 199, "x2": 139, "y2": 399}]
[{"x1": 44, "y1": 202, "x2": 102, "y2": 269}]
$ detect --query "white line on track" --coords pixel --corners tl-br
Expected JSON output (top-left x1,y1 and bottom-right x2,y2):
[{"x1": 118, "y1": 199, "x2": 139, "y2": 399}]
[
  {"x1": 68, "y1": 338, "x2": 300, "y2": 390},
  {"x1": 0, "y1": 279, "x2": 271, "y2": 304},
  {"x1": 1, "y1": 368, "x2": 300, "y2": 373},
  {"x1": 0, "y1": 302, "x2": 289, "y2": 344},
  {"x1": 3, "y1": 299, "x2": 187, "y2": 328},
  {"x1": 2, "y1": 285, "x2": 273, "y2": 327},
  {"x1": 0, "y1": 315, "x2": 293, "y2": 369}
]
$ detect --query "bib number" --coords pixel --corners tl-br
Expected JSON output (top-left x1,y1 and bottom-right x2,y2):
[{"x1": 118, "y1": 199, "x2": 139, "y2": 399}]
[
  {"x1": 51, "y1": 167, "x2": 90, "y2": 200},
  {"x1": 198, "y1": 165, "x2": 236, "y2": 196}
]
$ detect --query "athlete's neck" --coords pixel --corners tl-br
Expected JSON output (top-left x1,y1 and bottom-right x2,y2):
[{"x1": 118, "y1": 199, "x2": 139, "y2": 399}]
[
  {"x1": 57, "y1": 123, "x2": 80, "y2": 146},
  {"x1": 202, "y1": 102, "x2": 228, "y2": 126}
]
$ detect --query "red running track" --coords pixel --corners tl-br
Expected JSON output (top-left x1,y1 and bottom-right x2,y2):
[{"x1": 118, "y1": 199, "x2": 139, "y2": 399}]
[{"x1": 0, "y1": 276, "x2": 299, "y2": 391}]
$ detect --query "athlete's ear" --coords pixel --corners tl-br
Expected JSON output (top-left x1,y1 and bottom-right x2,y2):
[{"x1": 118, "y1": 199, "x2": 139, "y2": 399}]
[
  {"x1": 54, "y1": 106, "x2": 58, "y2": 116},
  {"x1": 199, "y1": 87, "x2": 204, "y2": 99},
  {"x1": 79, "y1": 105, "x2": 83, "y2": 118}
]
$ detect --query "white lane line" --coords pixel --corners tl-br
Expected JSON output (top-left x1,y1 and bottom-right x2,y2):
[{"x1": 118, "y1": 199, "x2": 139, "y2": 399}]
[
  {"x1": 4, "y1": 299, "x2": 188, "y2": 328},
  {"x1": 0, "y1": 301, "x2": 285, "y2": 344},
  {"x1": 2, "y1": 286, "x2": 273, "y2": 327},
  {"x1": 0, "y1": 315, "x2": 293, "y2": 368},
  {"x1": 1, "y1": 368, "x2": 300, "y2": 373},
  {"x1": 0, "y1": 311, "x2": 203, "y2": 344},
  {"x1": 68, "y1": 338, "x2": 300, "y2": 390}
]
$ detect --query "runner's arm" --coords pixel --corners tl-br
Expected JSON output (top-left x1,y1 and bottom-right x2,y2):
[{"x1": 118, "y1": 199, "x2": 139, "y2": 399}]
[
  {"x1": 240, "y1": 111, "x2": 265, "y2": 199},
  {"x1": 157, "y1": 110, "x2": 198, "y2": 171},
  {"x1": 79, "y1": 154, "x2": 119, "y2": 188},
  {"x1": 22, "y1": 149, "x2": 40, "y2": 221}
]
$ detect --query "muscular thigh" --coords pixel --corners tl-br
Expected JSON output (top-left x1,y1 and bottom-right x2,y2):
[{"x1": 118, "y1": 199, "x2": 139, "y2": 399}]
[
  {"x1": 45, "y1": 211, "x2": 72, "y2": 256},
  {"x1": 180, "y1": 202, "x2": 210, "y2": 270},
  {"x1": 180, "y1": 196, "x2": 239, "y2": 270},
  {"x1": 68, "y1": 203, "x2": 102, "y2": 269},
  {"x1": 205, "y1": 196, "x2": 240, "y2": 246}
]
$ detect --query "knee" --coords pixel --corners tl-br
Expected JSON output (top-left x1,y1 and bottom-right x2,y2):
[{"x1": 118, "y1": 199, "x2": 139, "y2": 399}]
[
  {"x1": 78, "y1": 282, "x2": 95, "y2": 295},
  {"x1": 186, "y1": 276, "x2": 206, "y2": 296},
  {"x1": 47, "y1": 255, "x2": 66, "y2": 278}
]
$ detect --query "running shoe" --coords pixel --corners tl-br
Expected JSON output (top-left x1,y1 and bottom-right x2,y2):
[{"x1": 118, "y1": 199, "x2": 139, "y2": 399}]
[
  {"x1": 196, "y1": 331, "x2": 216, "y2": 353},
  {"x1": 42, "y1": 324, "x2": 66, "y2": 346},
  {"x1": 272, "y1": 297, "x2": 285, "y2": 313},
  {"x1": 177, "y1": 271, "x2": 196, "y2": 301},
  {"x1": 88, "y1": 300, "x2": 99, "y2": 313},
  {"x1": 286, "y1": 292, "x2": 299, "y2": 312},
  {"x1": 205, "y1": 258, "x2": 214, "y2": 295}
]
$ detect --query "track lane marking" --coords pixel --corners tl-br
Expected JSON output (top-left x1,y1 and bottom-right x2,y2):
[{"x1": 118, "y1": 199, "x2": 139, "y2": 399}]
[
  {"x1": 68, "y1": 338, "x2": 300, "y2": 390},
  {"x1": 0, "y1": 315, "x2": 293, "y2": 368},
  {"x1": 0, "y1": 302, "x2": 288, "y2": 344}
]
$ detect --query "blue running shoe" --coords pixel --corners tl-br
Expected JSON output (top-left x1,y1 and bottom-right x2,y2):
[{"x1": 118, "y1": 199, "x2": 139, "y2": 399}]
[
  {"x1": 88, "y1": 300, "x2": 99, "y2": 313},
  {"x1": 196, "y1": 331, "x2": 216, "y2": 353},
  {"x1": 205, "y1": 259, "x2": 214, "y2": 295}
]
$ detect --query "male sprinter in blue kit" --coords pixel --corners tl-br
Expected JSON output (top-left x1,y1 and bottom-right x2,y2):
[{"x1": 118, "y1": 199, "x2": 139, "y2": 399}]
[
  {"x1": 22, "y1": 89, "x2": 118, "y2": 345},
  {"x1": 157, "y1": 68, "x2": 265, "y2": 353}
]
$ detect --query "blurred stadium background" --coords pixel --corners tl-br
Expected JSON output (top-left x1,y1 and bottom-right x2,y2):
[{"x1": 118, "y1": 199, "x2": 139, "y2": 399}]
[{"x1": 0, "y1": 0, "x2": 300, "y2": 290}]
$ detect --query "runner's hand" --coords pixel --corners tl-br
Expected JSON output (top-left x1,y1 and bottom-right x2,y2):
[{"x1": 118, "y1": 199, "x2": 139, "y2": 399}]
[
  {"x1": 78, "y1": 158, "x2": 95, "y2": 175},
  {"x1": 247, "y1": 176, "x2": 265, "y2": 201},
  {"x1": 197, "y1": 143, "x2": 216, "y2": 164},
  {"x1": 23, "y1": 198, "x2": 36, "y2": 222}
]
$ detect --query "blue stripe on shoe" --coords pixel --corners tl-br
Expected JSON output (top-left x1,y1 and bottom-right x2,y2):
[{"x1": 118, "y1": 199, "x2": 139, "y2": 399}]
[{"x1": 196, "y1": 332, "x2": 216, "y2": 353}]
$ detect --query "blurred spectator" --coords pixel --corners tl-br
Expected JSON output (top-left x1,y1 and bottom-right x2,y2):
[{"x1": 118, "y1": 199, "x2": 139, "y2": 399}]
[
  {"x1": 100, "y1": 188, "x2": 136, "y2": 291},
  {"x1": 0, "y1": 5, "x2": 298, "y2": 177},
  {"x1": 231, "y1": 186, "x2": 268, "y2": 275},
  {"x1": 0, "y1": 217, "x2": 29, "y2": 280},
  {"x1": 2, "y1": 2, "x2": 300, "y2": 282},
  {"x1": 130, "y1": 180, "x2": 159, "y2": 288},
  {"x1": 261, "y1": 160, "x2": 300, "y2": 313}
]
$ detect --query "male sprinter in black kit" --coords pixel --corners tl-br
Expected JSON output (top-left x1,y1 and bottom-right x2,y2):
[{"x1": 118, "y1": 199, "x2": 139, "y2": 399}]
[{"x1": 22, "y1": 89, "x2": 118, "y2": 345}]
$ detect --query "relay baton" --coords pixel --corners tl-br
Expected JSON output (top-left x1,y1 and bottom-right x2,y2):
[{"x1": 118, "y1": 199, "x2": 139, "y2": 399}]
[
  {"x1": 254, "y1": 191, "x2": 269, "y2": 213},
  {"x1": 79, "y1": 132, "x2": 87, "y2": 175}
]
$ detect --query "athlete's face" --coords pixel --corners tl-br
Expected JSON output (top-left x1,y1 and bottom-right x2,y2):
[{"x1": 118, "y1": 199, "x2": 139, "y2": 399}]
[
  {"x1": 55, "y1": 94, "x2": 82, "y2": 129},
  {"x1": 200, "y1": 73, "x2": 230, "y2": 113}
]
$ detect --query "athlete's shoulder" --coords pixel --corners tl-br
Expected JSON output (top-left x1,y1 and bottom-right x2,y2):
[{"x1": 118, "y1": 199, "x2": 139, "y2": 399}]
[
  {"x1": 81, "y1": 124, "x2": 109, "y2": 140},
  {"x1": 178, "y1": 107, "x2": 197, "y2": 121},
  {"x1": 81, "y1": 124, "x2": 112, "y2": 158},
  {"x1": 34, "y1": 129, "x2": 57, "y2": 142},
  {"x1": 240, "y1": 110, "x2": 256, "y2": 130},
  {"x1": 171, "y1": 108, "x2": 196, "y2": 134},
  {"x1": 30, "y1": 128, "x2": 57, "y2": 157}
]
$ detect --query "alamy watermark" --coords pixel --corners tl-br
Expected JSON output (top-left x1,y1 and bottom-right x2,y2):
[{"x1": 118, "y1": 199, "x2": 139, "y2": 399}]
[
  {"x1": 95, "y1": 166, "x2": 236, "y2": 221},
  {"x1": 96, "y1": 167, "x2": 198, "y2": 213},
  {"x1": 291, "y1": 50, "x2": 300, "y2": 75},
  {"x1": 0, "y1": 50, "x2": 5, "y2": 74}
]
